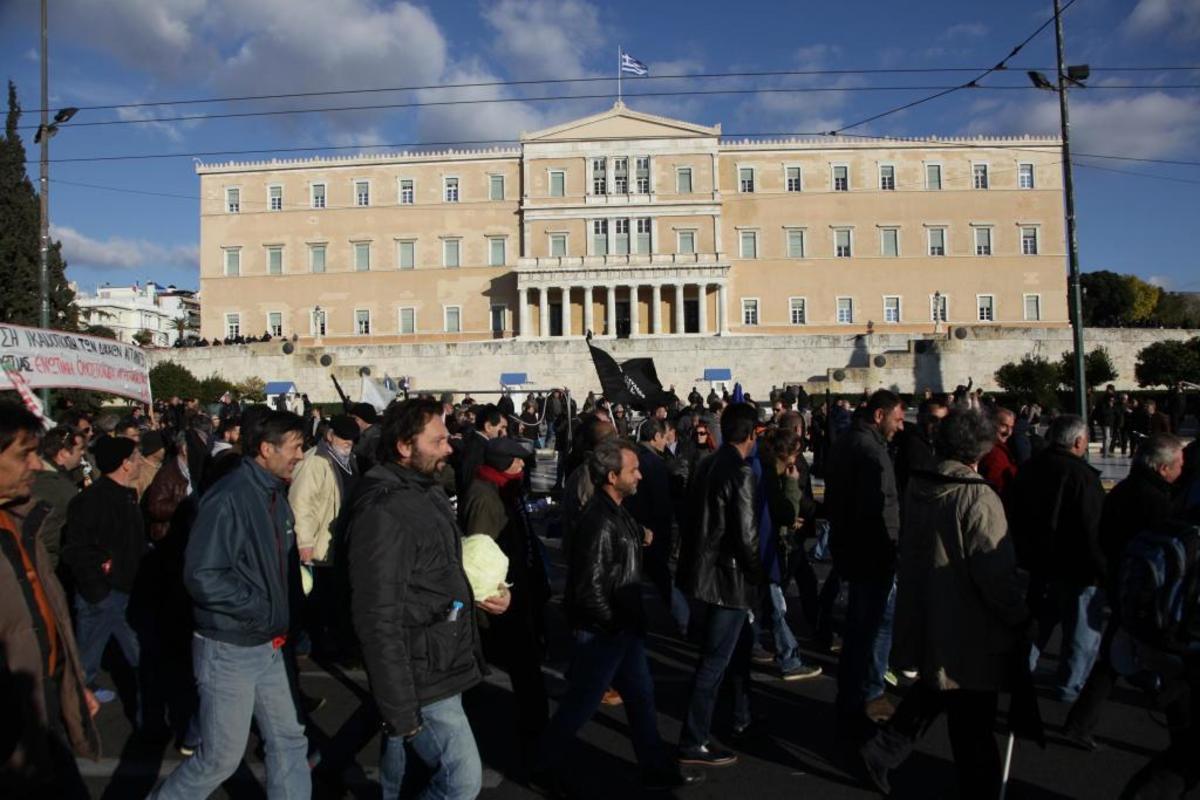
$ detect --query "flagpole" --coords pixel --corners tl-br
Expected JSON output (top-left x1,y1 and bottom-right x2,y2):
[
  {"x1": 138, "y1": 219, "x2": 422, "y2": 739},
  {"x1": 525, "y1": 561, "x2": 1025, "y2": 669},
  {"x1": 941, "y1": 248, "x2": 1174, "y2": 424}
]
[{"x1": 617, "y1": 46, "x2": 622, "y2": 102}]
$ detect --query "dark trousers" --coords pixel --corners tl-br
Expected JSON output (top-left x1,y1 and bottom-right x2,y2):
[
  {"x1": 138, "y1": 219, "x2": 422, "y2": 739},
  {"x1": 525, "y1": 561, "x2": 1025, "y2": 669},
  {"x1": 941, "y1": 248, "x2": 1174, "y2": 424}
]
[
  {"x1": 837, "y1": 579, "x2": 895, "y2": 716},
  {"x1": 680, "y1": 602, "x2": 751, "y2": 749},
  {"x1": 1065, "y1": 619, "x2": 1120, "y2": 736},
  {"x1": 481, "y1": 603, "x2": 549, "y2": 743},
  {"x1": 643, "y1": 528, "x2": 689, "y2": 634},
  {"x1": 1121, "y1": 663, "x2": 1200, "y2": 799},
  {"x1": 864, "y1": 683, "x2": 1002, "y2": 798},
  {"x1": 779, "y1": 547, "x2": 821, "y2": 633}
]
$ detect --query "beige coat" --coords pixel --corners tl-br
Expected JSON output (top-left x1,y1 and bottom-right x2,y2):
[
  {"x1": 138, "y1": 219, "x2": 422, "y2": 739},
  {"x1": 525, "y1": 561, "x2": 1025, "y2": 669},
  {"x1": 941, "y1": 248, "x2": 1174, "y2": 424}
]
[
  {"x1": 289, "y1": 448, "x2": 342, "y2": 562},
  {"x1": 892, "y1": 460, "x2": 1027, "y2": 692}
]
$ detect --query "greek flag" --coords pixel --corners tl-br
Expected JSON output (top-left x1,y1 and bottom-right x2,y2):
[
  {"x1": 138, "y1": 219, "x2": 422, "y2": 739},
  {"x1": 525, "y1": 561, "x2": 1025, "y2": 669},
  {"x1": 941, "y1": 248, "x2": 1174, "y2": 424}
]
[{"x1": 620, "y1": 52, "x2": 648, "y2": 76}]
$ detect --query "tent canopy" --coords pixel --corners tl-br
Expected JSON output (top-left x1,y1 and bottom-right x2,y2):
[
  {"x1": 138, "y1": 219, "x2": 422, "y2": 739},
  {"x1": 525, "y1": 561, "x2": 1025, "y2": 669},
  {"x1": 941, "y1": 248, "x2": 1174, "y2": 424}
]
[
  {"x1": 702, "y1": 368, "x2": 732, "y2": 382},
  {"x1": 265, "y1": 381, "x2": 297, "y2": 395},
  {"x1": 500, "y1": 372, "x2": 530, "y2": 386}
]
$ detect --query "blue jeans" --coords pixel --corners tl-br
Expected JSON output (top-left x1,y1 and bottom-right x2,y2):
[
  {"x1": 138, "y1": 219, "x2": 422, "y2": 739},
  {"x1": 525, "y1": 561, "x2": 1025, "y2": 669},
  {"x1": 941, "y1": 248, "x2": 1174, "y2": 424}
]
[
  {"x1": 1030, "y1": 583, "x2": 1106, "y2": 702},
  {"x1": 75, "y1": 590, "x2": 141, "y2": 686},
  {"x1": 680, "y1": 603, "x2": 750, "y2": 749},
  {"x1": 536, "y1": 628, "x2": 669, "y2": 775},
  {"x1": 766, "y1": 583, "x2": 809, "y2": 671},
  {"x1": 152, "y1": 635, "x2": 310, "y2": 800},
  {"x1": 380, "y1": 694, "x2": 481, "y2": 800},
  {"x1": 837, "y1": 579, "x2": 896, "y2": 715}
]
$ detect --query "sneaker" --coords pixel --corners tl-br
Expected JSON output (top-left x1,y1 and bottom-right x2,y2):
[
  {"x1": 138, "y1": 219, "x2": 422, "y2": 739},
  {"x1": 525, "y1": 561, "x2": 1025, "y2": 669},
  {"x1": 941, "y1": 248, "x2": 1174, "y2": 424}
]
[
  {"x1": 178, "y1": 742, "x2": 198, "y2": 757},
  {"x1": 859, "y1": 744, "x2": 892, "y2": 795},
  {"x1": 750, "y1": 645, "x2": 775, "y2": 665},
  {"x1": 900, "y1": 669, "x2": 919, "y2": 681},
  {"x1": 883, "y1": 670, "x2": 899, "y2": 687},
  {"x1": 642, "y1": 767, "x2": 705, "y2": 790},
  {"x1": 677, "y1": 744, "x2": 738, "y2": 767},
  {"x1": 782, "y1": 663, "x2": 823, "y2": 681},
  {"x1": 92, "y1": 688, "x2": 116, "y2": 704}
]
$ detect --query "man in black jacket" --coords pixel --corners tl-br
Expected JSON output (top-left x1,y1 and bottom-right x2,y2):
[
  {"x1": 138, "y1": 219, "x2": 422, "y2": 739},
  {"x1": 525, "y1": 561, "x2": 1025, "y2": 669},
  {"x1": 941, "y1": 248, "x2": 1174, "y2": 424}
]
[
  {"x1": 1007, "y1": 414, "x2": 1106, "y2": 703},
  {"x1": 824, "y1": 389, "x2": 905, "y2": 733},
  {"x1": 533, "y1": 438, "x2": 702, "y2": 794},
  {"x1": 151, "y1": 411, "x2": 310, "y2": 799},
  {"x1": 346, "y1": 398, "x2": 509, "y2": 800},
  {"x1": 676, "y1": 403, "x2": 766, "y2": 767},
  {"x1": 61, "y1": 436, "x2": 148, "y2": 714}
]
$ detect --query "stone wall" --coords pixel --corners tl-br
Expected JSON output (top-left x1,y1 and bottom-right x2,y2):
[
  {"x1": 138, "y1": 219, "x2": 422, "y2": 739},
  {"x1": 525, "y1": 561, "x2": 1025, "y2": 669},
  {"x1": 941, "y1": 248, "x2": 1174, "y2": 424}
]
[{"x1": 147, "y1": 327, "x2": 1196, "y2": 404}]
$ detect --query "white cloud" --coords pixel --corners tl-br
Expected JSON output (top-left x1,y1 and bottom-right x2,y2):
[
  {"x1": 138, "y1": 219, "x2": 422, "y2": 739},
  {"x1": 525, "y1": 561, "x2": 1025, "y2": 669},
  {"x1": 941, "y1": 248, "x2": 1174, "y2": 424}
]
[
  {"x1": 1126, "y1": 0, "x2": 1200, "y2": 41},
  {"x1": 943, "y1": 22, "x2": 989, "y2": 39},
  {"x1": 1147, "y1": 275, "x2": 1173, "y2": 288},
  {"x1": 53, "y1": 225, "x2": 197, "y2": 271},
  {"x1": 730, "y1": 44, "x2": 860, "y2": 135},
  {"x1": 481, "y1": 0, "x2": 603, "y2": 82}
]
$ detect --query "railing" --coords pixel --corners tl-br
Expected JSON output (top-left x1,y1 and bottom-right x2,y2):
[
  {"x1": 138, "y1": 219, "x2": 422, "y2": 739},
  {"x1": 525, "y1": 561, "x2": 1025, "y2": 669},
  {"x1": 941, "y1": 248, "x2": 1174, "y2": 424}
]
[{"x1": 517, "y1": 252, "x2": 725, "y2": 270}]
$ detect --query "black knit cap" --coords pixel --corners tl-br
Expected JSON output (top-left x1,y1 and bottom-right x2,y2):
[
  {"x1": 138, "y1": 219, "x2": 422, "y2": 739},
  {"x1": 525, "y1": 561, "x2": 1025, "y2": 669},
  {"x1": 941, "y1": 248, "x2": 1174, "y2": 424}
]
[{"x1": 95, "y1": 436, "x2": 137, "y2": 474}]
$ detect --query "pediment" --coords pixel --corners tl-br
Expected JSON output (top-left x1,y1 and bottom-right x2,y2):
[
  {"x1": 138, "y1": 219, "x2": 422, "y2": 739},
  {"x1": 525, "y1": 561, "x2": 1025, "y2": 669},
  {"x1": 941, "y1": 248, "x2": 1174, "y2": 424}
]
[{"x1": 522, "y1": 102, "x2": 720, "y2": 142}]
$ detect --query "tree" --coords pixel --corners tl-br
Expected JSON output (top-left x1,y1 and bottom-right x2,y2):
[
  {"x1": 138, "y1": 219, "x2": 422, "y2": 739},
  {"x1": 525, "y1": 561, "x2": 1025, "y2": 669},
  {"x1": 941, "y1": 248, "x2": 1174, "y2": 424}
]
[
  {"x1": 1135, "y1": 338, "x2": 1200, "y2": 387},
  {"x1": 1152, "y1": 292, "x2": 1200, "y2": 329},
  {"x1": 132, "y1": 329, "x2": 155, "y2": 347},
  {"x1": 1058, "y1": 346, "x2": 1118, "y2": 391},
  {"x1": 995, "y1": 354, "x2": 1062, "y2": 409},
  {"x1": 198, "y1": 373, "x2": 236, "y2": 405},
  {"x1": 0, "y1": 82, "x2": 76, "y2": 330},
  {"x1": 84, "y1": 325, "x2": 118, "y2": 340},
  {"x1": 149, "y1": 361, "x2": 200, "y2": 400},
  {"x1": 1125, "y1": 275, "x2": 1162, "y2": 323},
  {"x1": 1081, "y1": 270, "x2": 1136, "y2": 326},
  {"x1": 235, "y1": 376, "x2": 266, "y2": 402}
]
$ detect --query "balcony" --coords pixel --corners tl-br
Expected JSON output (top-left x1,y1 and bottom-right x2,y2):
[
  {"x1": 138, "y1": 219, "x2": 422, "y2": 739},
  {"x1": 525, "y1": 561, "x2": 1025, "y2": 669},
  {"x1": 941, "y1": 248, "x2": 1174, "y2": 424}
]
[{"x1": 517, "y1": 252, "x2": 725, "y2": 270}]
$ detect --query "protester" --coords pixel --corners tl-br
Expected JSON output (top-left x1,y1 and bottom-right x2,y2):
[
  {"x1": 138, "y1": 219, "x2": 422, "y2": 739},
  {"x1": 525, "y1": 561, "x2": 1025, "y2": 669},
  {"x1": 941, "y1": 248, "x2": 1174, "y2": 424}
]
[
  {"x1": 134, "y1": 430, "x2": 166, "y2": 498},
  {"x1": 455, "y1": 404, "x2": 507, "y2": 502},
  {"x1": 978, "y1": 406, "x2": 1018, "y2": 498},
  {"x1": 31, "y1": 426, "x2": 86, "y2": 569},
  {"x1": 895, "y1": 398, "x2": 945, "y2": 497},
  {"x1": 349, "y1": 403, "x2": 380, "y2": 474}
]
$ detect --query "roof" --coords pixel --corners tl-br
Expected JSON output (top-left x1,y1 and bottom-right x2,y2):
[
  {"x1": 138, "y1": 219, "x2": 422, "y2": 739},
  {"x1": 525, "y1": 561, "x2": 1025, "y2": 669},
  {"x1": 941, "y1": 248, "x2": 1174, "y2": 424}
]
[
  {"x1": 521, "y1": 101, "x2": 721, "y2": 142},
  {"x1": 265, "y1": 381, "x2": 298, "y2": 395}
]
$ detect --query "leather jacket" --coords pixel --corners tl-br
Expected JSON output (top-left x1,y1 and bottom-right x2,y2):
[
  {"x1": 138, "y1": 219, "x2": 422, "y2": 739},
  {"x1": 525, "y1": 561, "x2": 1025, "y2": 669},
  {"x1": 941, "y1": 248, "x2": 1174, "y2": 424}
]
[
  {"x1": 676, "y1": 444, "x2": 765, "y2": 609},
  {"x1": 566, "y1": 490, "x2": 646, "y2": 633}
]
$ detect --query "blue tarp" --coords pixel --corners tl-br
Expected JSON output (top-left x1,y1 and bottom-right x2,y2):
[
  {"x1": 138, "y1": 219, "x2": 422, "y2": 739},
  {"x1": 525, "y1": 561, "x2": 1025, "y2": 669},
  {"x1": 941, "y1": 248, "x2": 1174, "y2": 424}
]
[
  {"x1": 702, "y1": 368, "x2": 732, "y2": 382},
  {"x1": 500, "y1": 372, "x2": 529, "y2": 385},
  {"x1": 265, "y1": 381, "x2": 297, "y2": 395}
]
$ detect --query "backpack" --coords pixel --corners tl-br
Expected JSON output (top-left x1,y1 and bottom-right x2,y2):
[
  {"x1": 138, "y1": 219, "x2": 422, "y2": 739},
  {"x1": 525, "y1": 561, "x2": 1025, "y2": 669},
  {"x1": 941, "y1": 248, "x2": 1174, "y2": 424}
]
[{"x1": 1117, "y1": 522, "x2": 1200, "y2": 654}]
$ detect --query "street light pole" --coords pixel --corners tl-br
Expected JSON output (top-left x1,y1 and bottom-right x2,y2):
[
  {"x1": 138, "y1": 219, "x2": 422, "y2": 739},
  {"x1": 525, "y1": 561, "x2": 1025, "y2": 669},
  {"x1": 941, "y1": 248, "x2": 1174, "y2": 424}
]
[{"x1": 38, "y1": 0, "x2": 50, "y2": 409}]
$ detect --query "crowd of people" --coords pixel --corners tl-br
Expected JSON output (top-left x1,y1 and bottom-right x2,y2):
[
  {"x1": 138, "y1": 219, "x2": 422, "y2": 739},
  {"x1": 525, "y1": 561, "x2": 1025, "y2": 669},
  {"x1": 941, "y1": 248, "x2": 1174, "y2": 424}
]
[{"x1": 1, "y1": 378, "x2": 1198, "y2": 799}]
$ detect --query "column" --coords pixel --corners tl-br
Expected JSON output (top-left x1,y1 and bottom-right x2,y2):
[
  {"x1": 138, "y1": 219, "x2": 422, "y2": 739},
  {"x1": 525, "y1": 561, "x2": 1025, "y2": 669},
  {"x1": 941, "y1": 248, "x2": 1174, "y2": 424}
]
[
  {"x1": 651, "y1": 284, "x2": 662, "y2": 335},
  {"x1": 674, "y1": 283, "x2": 685, "y2": 334},
  {"x1": 583, "y1": 285, "x2": 594, "y2": 337},
  {"x1": 606, "y1": 285, "x2": 617, "y2": 337},
  {"x1": 519, "y1": 287, "x2": 530, "y2": 338},
  {"x1": 628, "y1": 285, "x2": 639, "y2": 337},
  {"x1": 558, "y1": 286, "x2": 571, "y2": 337},
  {"x1": 698, "y1": 283, "x2": 708, "y2": 334},
  {"x1": 718, "y1": 283, "x2": 729, "y2": 334},
  {"x1": 538, "y1": 286, "x2": 549, "y2": 338}
]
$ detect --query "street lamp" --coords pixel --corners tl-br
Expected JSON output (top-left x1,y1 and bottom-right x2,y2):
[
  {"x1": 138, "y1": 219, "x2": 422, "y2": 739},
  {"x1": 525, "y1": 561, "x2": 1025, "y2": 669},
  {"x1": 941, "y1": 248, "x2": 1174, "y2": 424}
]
[
  {"x1": 933, "y1": 290, "x2": 943, "y2": 335},
  {"x1": 1028, "y1": 0, "x2": 1089, "y2": 429}
]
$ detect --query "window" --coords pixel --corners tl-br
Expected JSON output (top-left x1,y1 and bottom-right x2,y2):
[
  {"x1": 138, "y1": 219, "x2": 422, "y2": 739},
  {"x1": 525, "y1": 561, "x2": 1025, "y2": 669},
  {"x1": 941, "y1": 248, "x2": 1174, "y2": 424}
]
[
  {"x1": 311, "y1": 183, "x2": 326, "y2": 209},
  {"x1": 592, "y1": 158, "x2": 607, "y2": 195},
  {"x1": 444, "y1": 306, "x2": 462, "y2": 333},
  {"x1": 550, "y1": 233, "x2": 567, "y2": 257},
  {"x1": 593, "y1": 220, "x2": 608, "y2": 255},
  {"x1": 635, "y1": 157, "x2": 650, "y2": 193},
  {"x1": 836, "y1": 297, "x2": 854, "y2": 324},
  {"x1": 928, "y1": 227, "x2": 946, "y2": 256},
  {"x1": 613, "y1": 158, "x2": 628, "y2": 194},
  {"x1": 742, "y1": 298, "x2": 759, "y2": 326},
  {"x1": 677, "y1": 167, "x2": 693, "y2": 194},
  {"x1": 267, "y1": 312, "x2": 283, "y2": 338},
  {"x1": 739, "y1": 167, "x2": 755, "y2": 193},
  {"x1": 1019, "y1": 163, "x2": 1035, "y2": 189},
  {"x1": 973, "y1": 163, "x2": 989, "y2": 189},
  {"x1": 311, "y1": 308, "x2": 327, "y2": 336},
  {"x1": 267, "y1": 246, "x2": 283, "y2": 276},
  {"x1": 490, "y1": 305, "x2": 506, "y2": 334},
  {"x1": 786, "y1": 166, "x2": 802, "y2": 192},
  {"x1": 355, "y1": 309, "x2": 371, "y2": 335},
  {"x1": 225, "y1": 313, "x2": 240, "y2": 338},
  {"x1": 444, "y1": 177, "x2": 459, "y2": 203},
  {"x1": 489, "y1": 175, "x2": 505, "y2": 201},
  {"x1": 226, "y1": 188, "x2": 240, "y2": 213},
  {"x1": 1021, "y1": 226, "x2": 1039, "y2": 255},
  {"x1": 884, "y1": 296, "x2": 901, "y2": 323},
  {"x1": 397, "y1": 240, "x2": 415, "y2": 270},
  {"x1": 269, "y1": 185, "x2": 283, "y2": 211},
  {"x1": 549, "y1": 170, "x2": 565, "y2": 197},
  {"x1": 881, "y1": 228, "x2": 899, "y2": 257},
  {"x1": 835, "y1": 228, "x2": 852, "y2": 258},
  {"x1": 636, "y1": 218, "x2": 651, "y2": 254},
  {"x1": 879, "y1": 165, "x2": 895, "y2": 191},
  {"x1": 223, "y1": 248, "x2": 241, "y2": 277},
  {"x1": 309, "y1": 244, "x2": 326, "y2": 273},
  {"x1": 399, "y1": 179, "x2": 414, "y2": 204},
  {"x1": 399, "y1": 307, "x2": 416, "y2": 334},
  {"x1": 613, "y1": 219, "x2": 630, "y2": 255},
  {"x1": 833, "y1": 164, "x2": 849, "y2": 191},
  {"x1": 488, "y1": 237, "x2": 505, "y2": 267},
  {"x1": 789, "y1": 297, "x2": 807, "y2": 325},
  {"x1": 931, "y1": 294, "x2": 948, "y2": 322},
  {"x1": 354, "y1": 242, "x2": 371, "y2": 272},
  {"x1": 786, "y1": 229, "x2": 806, "y2": 258},
  {"x1": 974, "y1": 227, "x2": 993, "y2": 256},
  {"x1": 1024, "y1": 294, "x2": 1042, "y2": 321},
  {"x1": 355, "y1": 180, "x2": 370, "y2": 207},
  {"x1": 926, "y1": 163, "x2": 942, "y2": 190},
  {"x1": 739, "y1": 230, "x2": 758, "y2": 259},
  {"x1": 977, "y1": 295, "x2": 995, "y2": 322},
  {"x1": 443, "y1": 239, "x2": 461, "y2": 268},
  {"x1": 678, "y1": 230, "x2": 696, "y2": 255}
]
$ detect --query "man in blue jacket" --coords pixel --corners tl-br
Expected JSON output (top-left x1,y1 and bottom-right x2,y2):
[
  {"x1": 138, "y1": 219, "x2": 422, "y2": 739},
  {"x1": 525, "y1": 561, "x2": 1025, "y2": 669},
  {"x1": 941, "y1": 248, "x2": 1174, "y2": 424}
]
[{"x1": 152, "y1": 410, "x2": 309, "y2": 800}]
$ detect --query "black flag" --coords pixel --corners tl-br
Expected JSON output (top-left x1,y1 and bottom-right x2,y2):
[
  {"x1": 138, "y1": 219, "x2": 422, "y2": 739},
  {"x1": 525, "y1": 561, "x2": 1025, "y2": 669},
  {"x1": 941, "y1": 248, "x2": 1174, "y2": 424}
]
[{"x1": 585, "y1": 332, "x2": 667, "y2": 412}]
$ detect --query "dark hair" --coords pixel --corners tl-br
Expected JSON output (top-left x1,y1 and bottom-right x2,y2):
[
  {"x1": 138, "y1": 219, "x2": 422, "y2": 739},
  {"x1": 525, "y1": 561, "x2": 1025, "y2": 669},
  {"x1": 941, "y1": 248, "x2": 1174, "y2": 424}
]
[
  {"x1": 777, "y1": 410, "x2": 805, "y2": 439},
  {"x1": 60, "y1": 409, "x2": 92, "y2": 432},
  {"x1": 760, "y1": 426, "x2": 800, "y2": 465},
  {"x1": 474, "y1": 404, "x2": 504, "y2": 431},
  {"x1": 379, "y1": 398, "x2": 444, "y2": 463},
  {"x1": 935, "y1": 409, "x2": 995, "y2": 465},
  {"x1": 720, "y1": 403, "x2": 759, "y2": 445},
  {"x1": 244, "y1": 410, "x2": 304, "y2": 459},
  {"x1": 637, "y1": 418, "x2": 666, "y2": 442},
  {"x1": 865, "y1": 389, "x2": 903, "y2": 417},
  {"x1": 0, "y1": 403, "x2": 43, "y2": 454},
  {"x1": 115, "y1": 416, "x2": 139, "y2": 434},
  {"x1": 217, "y1": 417, "x2": 241, "y2": 439},
  {"x1": 587, "y1": 438, "x2": 637, "y2": 487},
  {"x1": 39, "y1": 426, "x2": 81, "y2": 461}
]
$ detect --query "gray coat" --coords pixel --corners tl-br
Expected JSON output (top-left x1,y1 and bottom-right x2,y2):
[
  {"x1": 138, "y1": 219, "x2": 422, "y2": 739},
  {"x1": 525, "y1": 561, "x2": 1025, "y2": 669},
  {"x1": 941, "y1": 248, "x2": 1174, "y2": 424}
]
[{"x1": 892, "y1": 460, "x2": 1028, "y2": 692}]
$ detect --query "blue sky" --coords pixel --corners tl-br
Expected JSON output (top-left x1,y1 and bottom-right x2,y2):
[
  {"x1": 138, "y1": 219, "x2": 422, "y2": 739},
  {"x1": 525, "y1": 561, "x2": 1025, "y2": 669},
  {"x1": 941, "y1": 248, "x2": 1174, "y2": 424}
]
[{"x1": 1, "y1": 0, "x2": 1197, "y2": 293}]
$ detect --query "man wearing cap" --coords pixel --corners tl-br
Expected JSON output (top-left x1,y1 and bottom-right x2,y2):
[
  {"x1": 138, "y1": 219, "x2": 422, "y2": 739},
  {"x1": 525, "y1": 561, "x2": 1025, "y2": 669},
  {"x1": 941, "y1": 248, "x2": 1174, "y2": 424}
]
[
  {"x1": 461, "y1": 434, "x2": 549, "y2": 767},
  {"x1": 61, "y1": 435, "x2": 149, "y2": 713},
  {"x1": 349, "y1": 402, "x2": 380, "y2": 473}
]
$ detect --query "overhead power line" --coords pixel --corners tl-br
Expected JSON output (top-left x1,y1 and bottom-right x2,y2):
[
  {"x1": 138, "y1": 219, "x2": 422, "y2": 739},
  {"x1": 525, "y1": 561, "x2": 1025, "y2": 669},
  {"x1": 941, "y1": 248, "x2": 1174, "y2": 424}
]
[{"x1": 830, "y1": 132, "x2": 1200, "y2": 167}]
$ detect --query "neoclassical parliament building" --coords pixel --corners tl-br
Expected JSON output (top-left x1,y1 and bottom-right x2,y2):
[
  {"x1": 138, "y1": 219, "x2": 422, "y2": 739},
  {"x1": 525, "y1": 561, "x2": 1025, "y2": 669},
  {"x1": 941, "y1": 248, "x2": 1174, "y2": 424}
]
[{"x1": 197, "y1": 103, "x2": 1068, "y2": 345}]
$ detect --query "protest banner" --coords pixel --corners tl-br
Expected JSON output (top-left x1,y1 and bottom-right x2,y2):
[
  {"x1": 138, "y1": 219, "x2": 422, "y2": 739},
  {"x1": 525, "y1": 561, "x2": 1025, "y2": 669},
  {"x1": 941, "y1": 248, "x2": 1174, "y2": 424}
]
[{"x1": 0, "y1": 323, "x2": 151, "y2": 404}]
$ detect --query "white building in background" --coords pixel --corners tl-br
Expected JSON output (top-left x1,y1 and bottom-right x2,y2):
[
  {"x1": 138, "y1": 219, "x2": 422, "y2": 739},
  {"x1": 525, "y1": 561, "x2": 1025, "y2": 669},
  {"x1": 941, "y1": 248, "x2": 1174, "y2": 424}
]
[{"x1": 73, "y1": 281, "x2": 201, "y2": 347}]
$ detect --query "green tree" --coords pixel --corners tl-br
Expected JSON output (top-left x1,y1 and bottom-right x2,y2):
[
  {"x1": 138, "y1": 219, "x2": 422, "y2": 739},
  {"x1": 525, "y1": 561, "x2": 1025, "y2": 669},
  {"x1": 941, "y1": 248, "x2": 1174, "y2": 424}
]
[
  {"x1": 132, "y1": 329, "x2": 155, "y2": 346},
  {"x1": 1135, "y1": 338, "x2": 1200, "y2": 387},
  {"x1": 1124, "y1": 275, "x2": 1162, "y2": 323},
  {"x1": 198, "y1": 373, "x2": 236, "y2": 405},
  {"x1": 995, "y1": 354, "x2": 1062, "y2": 409},
  {"x1": 0, "y1": 82, "x2": 76, "y2": 329},
  {"x1": 1153, "y1": 292, "x2": 1200, "y2": 329},
  {"x1": 149, "y1": 360, "x2": 200, "y2": 400},
  {"x1": 235, "y1": 376, "x2": 266, "y2": 402},
  {"x1": 1081, "y1": 270, "x2": 1136, "y2": 326},
  {"x1": 84, "y1": 325, "x2": 118, "y2": 340},
  {"x1": 1058, "y1": 346, "x2": 1118, "y2": 390}
]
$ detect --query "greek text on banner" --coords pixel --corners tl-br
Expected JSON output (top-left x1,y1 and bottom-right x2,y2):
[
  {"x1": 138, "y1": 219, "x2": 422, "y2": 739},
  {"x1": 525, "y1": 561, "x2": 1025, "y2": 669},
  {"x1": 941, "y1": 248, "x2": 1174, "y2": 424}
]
[{"x1": 0, "y1": 324, "x2": 151, "y2": 404}]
